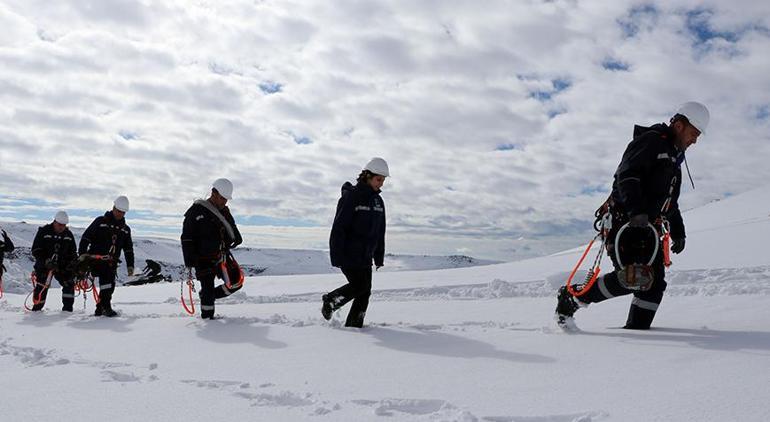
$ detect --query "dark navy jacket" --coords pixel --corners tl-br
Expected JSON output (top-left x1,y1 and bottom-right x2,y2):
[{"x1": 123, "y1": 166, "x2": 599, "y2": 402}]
[
  {"x1": 31, "y1": 224, "x2": 78, "y2": 272},
  {"x1": 181, "y1": 201, "x2": 242, "y2": 268},
  {"x1": 79, "y1": 211, "x2": 135, "y2": 269},
  {"x1": 329, "y1": 181, "x2": 386, "y2": 269},
  {"x1": 611, "y1": 123, "x2": 685, "y2": 239}
]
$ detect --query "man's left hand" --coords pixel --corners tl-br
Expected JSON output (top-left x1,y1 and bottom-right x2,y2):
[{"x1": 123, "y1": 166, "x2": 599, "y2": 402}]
[
  {"x1": 127, "y1": 267, "x2": 134, "y2": 276},
  {"x1": 671, "y1": 238, "x2": 686, "y2": 254}
]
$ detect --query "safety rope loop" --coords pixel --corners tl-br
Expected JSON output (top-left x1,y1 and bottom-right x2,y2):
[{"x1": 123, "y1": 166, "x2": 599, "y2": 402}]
[
  {"x1": 24, "y1": 270, "x2": 53, "y2": 311},
  {"x1": 565, "y1": 234, "x2": 604, "y2": 297},
  {"x1": 181, "y1": 269, "x2": 196, "y2": 316},
  {"x1": 222, "y1": 252, "x2": 245, "y2": 290}
]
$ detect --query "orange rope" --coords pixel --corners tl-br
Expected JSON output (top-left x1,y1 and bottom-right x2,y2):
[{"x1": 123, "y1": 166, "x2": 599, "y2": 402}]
[
  {"x1": 24, "y1": 270, "x2": 53, "y2": 311},
  {"x1": 565, "y1": 236, "x2": 603, "y2": 297},
  {"x1": 662, "y1": 232, "x2": 672, "y2": 268},
  {"x1": 181, "y1": 270, "x2": 196, "y2": 315}
]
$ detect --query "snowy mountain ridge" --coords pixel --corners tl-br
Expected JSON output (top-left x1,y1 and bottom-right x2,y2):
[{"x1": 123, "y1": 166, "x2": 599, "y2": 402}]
[{"x1": 0, "y1": 220, "x2": 498, "y2": 294}]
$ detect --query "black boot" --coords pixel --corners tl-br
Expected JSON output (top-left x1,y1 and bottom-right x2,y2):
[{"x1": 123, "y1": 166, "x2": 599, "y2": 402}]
[
  {"x1": 101, "y1": 303, "x2": 118, "y2": 317},
  {"x1": 555, "y1": 286, "x2": 582, "y2": 327},
  {"x1": 94, "y1": 303, "x2": 103, "y2": 316},
  {"x1": 62, "y1": 304, "x2": 73, "y2": 312},
  {"x1": 321, "y1": 294, "x2": 334, "y2": 321}
]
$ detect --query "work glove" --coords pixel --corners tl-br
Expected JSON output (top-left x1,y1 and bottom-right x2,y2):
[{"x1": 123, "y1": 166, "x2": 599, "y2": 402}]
[
  {"x1": 629, "y1": 214, "x2": 649, "y2": 228},
  {"x1": 375, "y1": 264, "x2": 383, "y2": 271},
  {"x1": 671, "y1": 237, "x2": 686, "y2": 254},
  {"x1": 127, "y1": 266, "x2": 134, "y2": 277}
]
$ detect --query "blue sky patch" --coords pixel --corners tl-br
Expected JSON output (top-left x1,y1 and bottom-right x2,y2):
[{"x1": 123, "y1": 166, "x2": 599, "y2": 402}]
[
  {"x1": 685, "y1": 9, "x2": 739, "y2": 45},
  {"x1": 602, "y1": 58, "x2": 630, "y2": 71},
  {"x1": 529, "y1": 78, "x2": 571, "y2": 102},
  {"x1": 496, "y1": 143, "x2": 520, "y2": 151},
  {"x1": 618, "y1": 4, "x2": 658, "y2": 38},
  {"x1": 292, "y1": 134, "x2": 313, "y2": 145},
  {"x1": 259, "y1": 81, "x2": 283, "y2": 95},
  {"x1": 755, "y1": 105, "x2": 769, "y2": 120},
  {"x1": 119, "y1": 130, "x2": 139, "y2": 141}
]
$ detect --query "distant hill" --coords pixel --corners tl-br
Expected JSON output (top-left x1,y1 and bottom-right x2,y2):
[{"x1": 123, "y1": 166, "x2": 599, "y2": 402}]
[{"x1": 0, "y1": 221, "x2": 498, "y2": 294}]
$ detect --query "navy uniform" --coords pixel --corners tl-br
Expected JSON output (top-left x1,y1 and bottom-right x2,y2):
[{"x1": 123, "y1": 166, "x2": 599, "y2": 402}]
[
  {"x1": 31, "y1": 223, "x2": 78, "y2": 311},
  {"x1": 324, "y1": 180, "x2": 386, "y2": 327},
  {"x1": 181, "y1": 199, "x2": 243, "y2": 319},
  {"x1": 79, "y1": 211, "x2": 134, "y2": 316}
]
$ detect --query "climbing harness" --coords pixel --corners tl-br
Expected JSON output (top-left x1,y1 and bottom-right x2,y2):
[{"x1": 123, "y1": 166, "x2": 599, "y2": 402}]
[
  {"x1": 24, "y1": 270, "x2": 54, "y2": 311},
  {"x1": 181, "y1": 268, "x2": 196, "y2": 315},
  {"x1": 614, "y1": 221, "x2": 660, "y2": 291}
]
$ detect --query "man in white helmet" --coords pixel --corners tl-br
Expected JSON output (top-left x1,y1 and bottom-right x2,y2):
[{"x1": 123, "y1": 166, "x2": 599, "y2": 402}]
[
  {"x1": 556, "y1": 102, "x2": 709, "y2": 330},
  {"x1": 30, "y1": 211, "x2": 78, "y2": 312},
  {"x1": 79, "y1": 196, "x2": 135, "y2": 317},
  {"x1": 322, "y1": 158, "x2": 389, "y2": 328},
  {"x1": 181, "y1": 178, "x2": 243, "y2": 319}
]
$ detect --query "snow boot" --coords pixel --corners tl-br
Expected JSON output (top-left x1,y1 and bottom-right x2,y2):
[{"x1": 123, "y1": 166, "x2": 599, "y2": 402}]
[
  {"x1": 94, "y1": 304, "x2": 103, "y2": 316},
  {"x1": 62, "y1": 304, "x2": 73, "y2": 312},
  {"x1": 102, "y1": 306, "x2": 118, "y2": 317},
  {"x1": 321, "y1": 294, "x2": 334, "y2": 321},
  {"x1": 555, "y1": 286, "x2": 583, "y2": 329}
]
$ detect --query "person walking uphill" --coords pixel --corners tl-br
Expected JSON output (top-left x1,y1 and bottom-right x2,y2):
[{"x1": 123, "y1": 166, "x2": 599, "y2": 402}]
[
  {"x1": 79, "y1": 196, "x2": 135, "y2": 317},
  {"x1": 30, "y1": 212, "x2": 78, "y2": 312},
  {"x1": 556, "y1": 102, "x2": 709, "y2": 330},
  {"x1": 181, "y1": 178, "x2": 243, "y2": 320},
  {"x1": 322, "y1": 158, "x2": 388, "y2": 328}
]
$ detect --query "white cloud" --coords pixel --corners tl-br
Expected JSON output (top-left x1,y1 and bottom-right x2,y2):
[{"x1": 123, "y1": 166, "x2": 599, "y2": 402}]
[{"x1": 1, "y1": 0, "x2": 769, "y2": 261}]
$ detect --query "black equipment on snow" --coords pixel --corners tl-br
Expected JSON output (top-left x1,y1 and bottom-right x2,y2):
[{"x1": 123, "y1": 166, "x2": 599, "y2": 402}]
[{"x1": 124, "y1": 259, "x2": 169, "y2": 286}]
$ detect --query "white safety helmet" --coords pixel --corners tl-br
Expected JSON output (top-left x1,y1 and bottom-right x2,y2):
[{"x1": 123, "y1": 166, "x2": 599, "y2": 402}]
[
  {"x1": 363, "y1": 157, "x2": 390, "y2": 177},
  {"x1": 54, "y1": 211, "x2": 69, "y2": 225},
  {"x1": 212, "y1": 178, "x2": 233, "y2": 200},
  {"x1": 114, "y1": 195, "x2": 130, "y2": 212},
  {"x1": 675, "y1": 101, "x2": 710, "y2": 134}
]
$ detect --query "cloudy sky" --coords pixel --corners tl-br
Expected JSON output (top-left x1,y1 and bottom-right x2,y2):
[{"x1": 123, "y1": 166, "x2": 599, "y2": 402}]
[{"x1": 1, "y1": 0, "x2": 769, "y2": 261}]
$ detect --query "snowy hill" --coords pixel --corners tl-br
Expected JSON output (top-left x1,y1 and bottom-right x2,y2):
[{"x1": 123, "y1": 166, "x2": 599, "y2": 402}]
[
  {"x1": 1, "y1": 185, "x2": 769, "y2": 421},
  {"x1": 0, "y1": 221, "x2": 497, "y2": 294}
]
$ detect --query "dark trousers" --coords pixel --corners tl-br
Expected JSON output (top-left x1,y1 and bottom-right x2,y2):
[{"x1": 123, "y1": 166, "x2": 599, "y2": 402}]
[
  {"x1": 578, "y1": 225, "x2": 667, "y2": 329},
  {"x1": 92, "y1": 266, "x2": 117, "y2": 313},
  {"x1": 327, "y1": 267, "x2": 373, "y2": 327},
  {"x1": 31, "y1": 269, "x2": 75, "y2": 311},
  {"x1": 196, "y1": 264, "x2": 242, "y2": 318}
]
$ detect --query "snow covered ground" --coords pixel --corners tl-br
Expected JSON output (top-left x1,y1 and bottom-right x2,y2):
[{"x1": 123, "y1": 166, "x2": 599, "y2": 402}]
[{"x1": 1, "y1": 185, "x2": 769, "y2": 421}]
